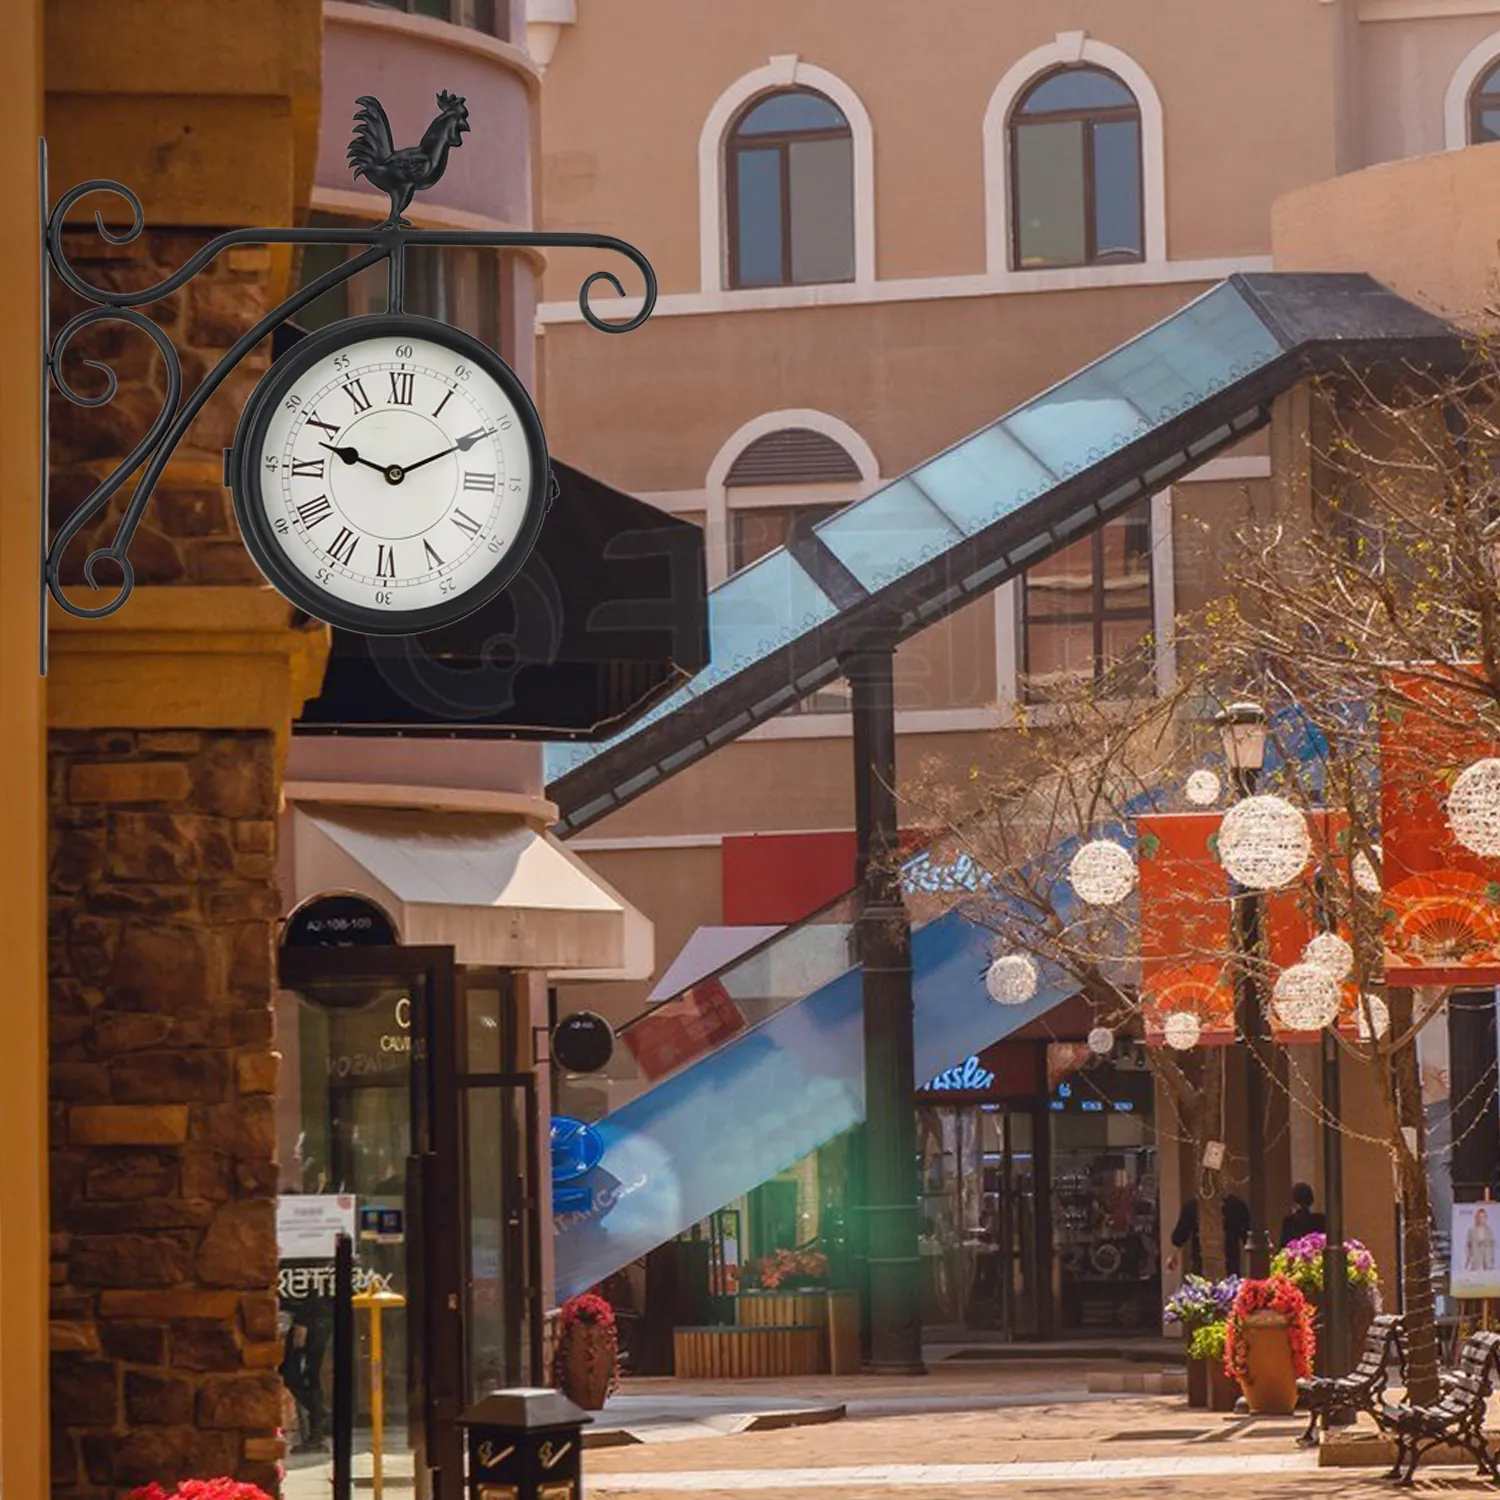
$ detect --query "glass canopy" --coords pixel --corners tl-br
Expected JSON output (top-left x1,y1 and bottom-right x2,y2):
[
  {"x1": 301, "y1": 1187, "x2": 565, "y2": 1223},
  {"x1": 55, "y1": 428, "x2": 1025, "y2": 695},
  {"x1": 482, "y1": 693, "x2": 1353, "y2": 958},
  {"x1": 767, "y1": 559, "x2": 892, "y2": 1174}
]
[{"x1": 547, "y1": 274, "x2": 1456, "y2": 822}]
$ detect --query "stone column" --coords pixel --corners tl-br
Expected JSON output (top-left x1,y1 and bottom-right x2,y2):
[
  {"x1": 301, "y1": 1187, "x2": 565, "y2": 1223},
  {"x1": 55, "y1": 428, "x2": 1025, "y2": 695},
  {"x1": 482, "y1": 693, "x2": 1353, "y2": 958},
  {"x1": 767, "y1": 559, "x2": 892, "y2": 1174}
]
[
  {"x1": 44, "y1": 225, "x2": 328, "y2": 1496},
  {"x1": 49, "y1": 730, "x2": 286, "y2": 1493}
]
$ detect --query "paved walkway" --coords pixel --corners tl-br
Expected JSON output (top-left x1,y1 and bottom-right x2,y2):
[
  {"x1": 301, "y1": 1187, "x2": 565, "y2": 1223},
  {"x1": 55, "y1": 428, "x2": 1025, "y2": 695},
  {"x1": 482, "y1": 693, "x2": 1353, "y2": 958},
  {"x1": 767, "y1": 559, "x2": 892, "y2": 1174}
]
[{"x1": 588, "y1": 1452, "x2": 1318, "y2": 1492}]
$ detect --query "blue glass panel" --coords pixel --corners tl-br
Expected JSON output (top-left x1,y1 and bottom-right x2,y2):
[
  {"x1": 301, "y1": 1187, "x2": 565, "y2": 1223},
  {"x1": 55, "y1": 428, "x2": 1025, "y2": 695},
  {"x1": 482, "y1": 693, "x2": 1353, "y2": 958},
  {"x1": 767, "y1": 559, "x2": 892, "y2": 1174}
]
[
  {"x1": 1092, "y1": 118, "x2": 1142, "y2": 260},
  {"x1": 1478, "y1": 107, "x2": 1500, "y2": 144},
  {"x1": 737, "y1": 89, "x2": 848, "y2": 135},
  {"x1": 913, "y1": 426, "x2": 1055, "y2": 535},
  {"x1": 814, "y1": 479, "x2": 965, "y2": 591},
  {"x1": 1481, "y1": 64, "x2": 1500, "y2": 96},
  {"x1": 1019, "y1": 66, "x2": 1136, "y2": 115},
  {"x1": 734, "y1": 147, "x2": 783, "y2": 287},
  {"x1": 694, "y1": 549, "x2": 839, "y2": 693},
  {"x1": 1002, "y1": 284, "x2": 1282, "y2": 478}
]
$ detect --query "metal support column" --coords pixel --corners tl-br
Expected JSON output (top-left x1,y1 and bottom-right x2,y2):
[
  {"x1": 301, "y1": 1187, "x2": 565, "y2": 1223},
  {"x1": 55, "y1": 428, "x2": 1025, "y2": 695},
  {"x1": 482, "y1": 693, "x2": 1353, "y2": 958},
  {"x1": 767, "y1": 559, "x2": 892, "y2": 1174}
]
[
  {"x1": 845, "y1": 640, "x2": 925, "y2": 1374},
  {"x1": 1229, "y1": 758, "x2": 1273, "y2": 1277},
  {"x1": 1321, "y1": 1029, "x2": 1349, "y2": 1389}
]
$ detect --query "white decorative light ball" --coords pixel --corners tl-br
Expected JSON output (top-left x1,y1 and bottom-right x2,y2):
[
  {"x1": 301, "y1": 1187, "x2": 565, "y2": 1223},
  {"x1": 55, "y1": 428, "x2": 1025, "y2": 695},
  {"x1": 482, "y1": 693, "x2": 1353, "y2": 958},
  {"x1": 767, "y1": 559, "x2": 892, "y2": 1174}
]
[
  {"x1": 1087, "y1": 1026, "x2": 1115, "y2": 1056},
  {"x1": 1357, "y1": 993, "x2": 1390, "y2": 1042},
  {"x1": 1217, "y1": 795, "x2": 1312, "y2": 890},
  {"x1": 1303, "y1": 932, "x2": 1355, "y2": 981},
  {"x1": 1353, "y1": 846, "x2": 1382, "y2": 895},
  {"x1": 1271, "y1": 962, "x2": 1342, "y2": 1031},
  {"x1": 1448, "y1": 758, "x2": 1500, "y2": 857},
  {"x1": 985, "y1": 954, "x2": 1038, "y2": 1006},
  {"x1": 1185, "y1": 769, "x2": 1222, "y2": 807},
  {"x1": 1068, "y1": 840, "x2": 1137, "y2": 907},
  {"x1": 1163, "y1": 1011, "x2": 1202, "y2": 1051}
]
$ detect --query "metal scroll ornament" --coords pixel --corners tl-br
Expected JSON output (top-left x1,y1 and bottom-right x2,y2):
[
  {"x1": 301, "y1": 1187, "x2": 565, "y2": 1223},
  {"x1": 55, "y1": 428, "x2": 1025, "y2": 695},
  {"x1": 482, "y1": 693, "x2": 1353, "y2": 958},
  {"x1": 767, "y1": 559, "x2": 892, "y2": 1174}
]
[{"x1": 39, "y1": 91, "x2": 658, "y2": 671}]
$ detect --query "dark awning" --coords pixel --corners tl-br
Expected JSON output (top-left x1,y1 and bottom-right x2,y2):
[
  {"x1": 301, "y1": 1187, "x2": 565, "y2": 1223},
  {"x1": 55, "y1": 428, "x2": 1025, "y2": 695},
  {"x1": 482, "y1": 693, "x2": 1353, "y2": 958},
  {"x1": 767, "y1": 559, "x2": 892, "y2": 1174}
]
[{"x1": 295, "y1": 459, "x2": 707, "y2": 740}]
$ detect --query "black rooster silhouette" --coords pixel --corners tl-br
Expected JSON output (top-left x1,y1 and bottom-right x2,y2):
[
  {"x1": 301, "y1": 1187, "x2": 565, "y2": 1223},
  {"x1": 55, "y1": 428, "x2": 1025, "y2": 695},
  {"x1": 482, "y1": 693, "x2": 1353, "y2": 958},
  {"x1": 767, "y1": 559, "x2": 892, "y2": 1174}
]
[{"x1": 347, "y1": 91, "x2": 471, "y2": 228}]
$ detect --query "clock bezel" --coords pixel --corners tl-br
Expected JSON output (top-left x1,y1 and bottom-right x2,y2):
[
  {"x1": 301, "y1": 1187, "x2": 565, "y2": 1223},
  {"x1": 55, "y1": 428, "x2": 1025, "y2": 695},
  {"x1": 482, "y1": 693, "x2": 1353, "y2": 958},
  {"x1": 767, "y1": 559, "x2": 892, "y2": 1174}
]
[{"x1": 228, "y1": 313, "x2": 550, "y2": 637}]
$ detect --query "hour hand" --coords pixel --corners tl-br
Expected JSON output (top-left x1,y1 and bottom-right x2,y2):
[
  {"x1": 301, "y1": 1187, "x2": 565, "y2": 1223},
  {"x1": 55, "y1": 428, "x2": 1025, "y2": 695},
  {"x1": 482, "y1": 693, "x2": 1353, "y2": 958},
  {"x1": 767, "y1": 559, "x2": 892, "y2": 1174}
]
[{"x1": 319, "y1": 441, "x2": 387, "y2": 475}]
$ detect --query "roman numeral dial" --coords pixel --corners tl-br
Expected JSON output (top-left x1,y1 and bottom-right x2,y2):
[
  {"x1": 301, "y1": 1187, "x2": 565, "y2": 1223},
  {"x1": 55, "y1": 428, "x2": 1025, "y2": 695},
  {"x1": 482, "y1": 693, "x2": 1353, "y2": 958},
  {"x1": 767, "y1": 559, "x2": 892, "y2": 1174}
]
[{"x1": 252, "y1": 327, "x2": 538, "y2": 629}]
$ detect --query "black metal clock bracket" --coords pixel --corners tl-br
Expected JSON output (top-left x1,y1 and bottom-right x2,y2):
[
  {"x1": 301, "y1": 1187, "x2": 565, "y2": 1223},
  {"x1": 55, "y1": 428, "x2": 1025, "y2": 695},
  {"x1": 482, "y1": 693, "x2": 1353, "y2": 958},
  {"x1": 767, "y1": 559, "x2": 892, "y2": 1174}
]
[{"x1": 38, "y1": 90, "x2": 657, "y2": 673}]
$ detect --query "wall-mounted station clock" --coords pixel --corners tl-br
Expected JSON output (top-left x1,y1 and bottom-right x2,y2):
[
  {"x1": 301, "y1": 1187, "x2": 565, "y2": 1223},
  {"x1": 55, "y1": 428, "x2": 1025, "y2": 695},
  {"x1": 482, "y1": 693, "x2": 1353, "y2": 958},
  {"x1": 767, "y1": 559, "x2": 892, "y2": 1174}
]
[{"x1": 228, "y1": 314, "x2": 550, "y2": 635}]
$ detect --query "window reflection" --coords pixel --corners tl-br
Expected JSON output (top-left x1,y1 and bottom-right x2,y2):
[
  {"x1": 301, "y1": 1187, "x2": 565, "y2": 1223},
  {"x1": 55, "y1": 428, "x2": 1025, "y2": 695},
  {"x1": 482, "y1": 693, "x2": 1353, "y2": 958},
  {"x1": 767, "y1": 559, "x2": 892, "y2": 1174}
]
[
  {"x1": 727, "y1": 88, "x2": 855, "y2": 289},
  {"x1": 1010, "y1": 65, "x2": 1143, "y2": 270},
  {"x1": 1021, "y1": 499, "x2": 1153, "y2": 701}
]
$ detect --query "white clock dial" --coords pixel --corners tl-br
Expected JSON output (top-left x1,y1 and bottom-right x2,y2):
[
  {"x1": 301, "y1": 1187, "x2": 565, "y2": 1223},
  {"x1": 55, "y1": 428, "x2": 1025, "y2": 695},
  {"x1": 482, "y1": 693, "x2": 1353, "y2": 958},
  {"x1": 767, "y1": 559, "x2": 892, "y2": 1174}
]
[{"x1": 254, "y1": 332, "x2": 534, "y2": 618}]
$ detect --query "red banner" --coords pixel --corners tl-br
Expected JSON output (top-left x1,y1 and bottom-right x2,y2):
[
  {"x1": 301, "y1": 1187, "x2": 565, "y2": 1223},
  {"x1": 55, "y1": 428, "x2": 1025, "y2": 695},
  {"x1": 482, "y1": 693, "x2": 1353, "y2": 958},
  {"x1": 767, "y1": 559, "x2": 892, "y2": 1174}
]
[
  {"x1": 1381, "y1": 672, "x2": 1500, "y2": 985},
  {"x1": 620, "y1": 978, "x2": 745, "y2": 1082}
]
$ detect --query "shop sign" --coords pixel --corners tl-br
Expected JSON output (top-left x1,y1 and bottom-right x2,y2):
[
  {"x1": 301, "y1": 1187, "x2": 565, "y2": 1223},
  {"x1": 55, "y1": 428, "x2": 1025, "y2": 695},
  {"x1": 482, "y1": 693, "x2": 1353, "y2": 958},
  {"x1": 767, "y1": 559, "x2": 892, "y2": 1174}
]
[
  {"x1": 550, "y1": 1116, "x2": 605, "y2": 1184},
  {"x1": 923, "y1": 1055, "x2": 996, "y2": 1093},
  {"x1": 283, "y1": 892, "x2": 398, "y2": 949},
  {"x1": 278, "y1": 1263, "x2": 391, "y2": 1300},
  {"x1": 277, "y1": 1193, "x2": 358, "y2": 1259},
  {"x1": 552, "y1": 1011, "x2": 615, "y2": 1074}
]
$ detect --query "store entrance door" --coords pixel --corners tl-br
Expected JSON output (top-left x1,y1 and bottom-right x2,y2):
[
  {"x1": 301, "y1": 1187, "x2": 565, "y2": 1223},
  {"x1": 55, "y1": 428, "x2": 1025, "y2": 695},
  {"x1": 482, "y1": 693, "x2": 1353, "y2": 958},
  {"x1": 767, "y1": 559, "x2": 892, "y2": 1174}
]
[
  {"x1": 917, "y1": 1104, "x2": 1046, "y2": 1336},
  {"x1": 279, "y1": 945, "x2": 465, "y2": 1500}
]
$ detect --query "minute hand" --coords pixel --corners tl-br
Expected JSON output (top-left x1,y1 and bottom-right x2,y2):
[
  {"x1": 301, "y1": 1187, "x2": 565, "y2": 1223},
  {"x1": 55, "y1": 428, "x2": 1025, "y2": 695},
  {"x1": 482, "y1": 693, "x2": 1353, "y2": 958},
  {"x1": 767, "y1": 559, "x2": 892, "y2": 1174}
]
[{"x1": 401, "y1": 428, "x2": 496, "y2": 477}]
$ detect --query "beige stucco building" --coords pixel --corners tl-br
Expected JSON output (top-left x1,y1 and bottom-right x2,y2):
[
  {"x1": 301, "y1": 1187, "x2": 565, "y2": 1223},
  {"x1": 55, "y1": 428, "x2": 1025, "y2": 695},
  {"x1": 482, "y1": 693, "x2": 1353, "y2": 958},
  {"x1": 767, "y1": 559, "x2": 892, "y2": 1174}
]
[{"x1": 532, "y1": 0, "x2": 1500, "y2": 1333}]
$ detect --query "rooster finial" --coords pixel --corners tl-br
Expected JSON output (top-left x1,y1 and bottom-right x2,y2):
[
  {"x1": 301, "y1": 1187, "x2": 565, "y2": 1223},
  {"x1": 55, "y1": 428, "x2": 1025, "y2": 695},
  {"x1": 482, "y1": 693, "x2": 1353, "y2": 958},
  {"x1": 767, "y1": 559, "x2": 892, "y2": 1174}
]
[{"x1": 345, "y1": 88, "x2": 473, "y2": 230}]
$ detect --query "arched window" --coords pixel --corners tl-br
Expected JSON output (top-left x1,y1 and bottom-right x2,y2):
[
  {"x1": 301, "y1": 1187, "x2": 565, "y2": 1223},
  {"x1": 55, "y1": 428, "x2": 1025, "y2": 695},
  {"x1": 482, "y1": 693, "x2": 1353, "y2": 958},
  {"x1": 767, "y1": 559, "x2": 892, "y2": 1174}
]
[
  {"x1": 727, "y1": 89, "x2": 855, "y2": 289},
  {"x1": 1472, "y1": 61, "x2": 1500, "y2": 142},
  {"x1": 1009, "y1": 66, "x2": 1143, "y2": 270}
]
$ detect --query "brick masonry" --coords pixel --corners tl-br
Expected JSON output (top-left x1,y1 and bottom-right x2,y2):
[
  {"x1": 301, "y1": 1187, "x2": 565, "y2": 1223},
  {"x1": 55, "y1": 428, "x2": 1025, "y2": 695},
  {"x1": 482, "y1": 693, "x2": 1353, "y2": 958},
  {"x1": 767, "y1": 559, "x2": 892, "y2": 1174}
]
[{"x1": 48, "y1": 231, "x2": 290, "y2": 1496}]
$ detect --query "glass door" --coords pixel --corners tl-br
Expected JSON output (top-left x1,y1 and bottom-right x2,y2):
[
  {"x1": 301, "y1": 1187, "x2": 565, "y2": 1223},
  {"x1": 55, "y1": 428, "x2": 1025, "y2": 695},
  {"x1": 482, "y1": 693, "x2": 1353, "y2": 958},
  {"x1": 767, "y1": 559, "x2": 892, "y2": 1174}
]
[{"x1": 279, "y1": 946, "x2": 465, "y2": 1500}]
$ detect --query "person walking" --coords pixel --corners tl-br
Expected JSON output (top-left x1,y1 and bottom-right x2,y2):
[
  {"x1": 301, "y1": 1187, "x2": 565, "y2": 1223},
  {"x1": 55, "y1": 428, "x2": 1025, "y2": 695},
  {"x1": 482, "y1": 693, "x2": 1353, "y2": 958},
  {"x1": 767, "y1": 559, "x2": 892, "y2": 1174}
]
[{"x1": 1166, "y1": 1193, "x2": 1251, "y2": 1277}]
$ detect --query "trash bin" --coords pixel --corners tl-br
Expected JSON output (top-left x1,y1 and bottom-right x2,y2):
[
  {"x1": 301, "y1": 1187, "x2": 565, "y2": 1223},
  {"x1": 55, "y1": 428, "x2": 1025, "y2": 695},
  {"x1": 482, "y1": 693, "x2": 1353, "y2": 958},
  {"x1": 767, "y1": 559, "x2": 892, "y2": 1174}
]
[{"x1": 459, "y1": 1387, "x2": 592, "y2": 1500}]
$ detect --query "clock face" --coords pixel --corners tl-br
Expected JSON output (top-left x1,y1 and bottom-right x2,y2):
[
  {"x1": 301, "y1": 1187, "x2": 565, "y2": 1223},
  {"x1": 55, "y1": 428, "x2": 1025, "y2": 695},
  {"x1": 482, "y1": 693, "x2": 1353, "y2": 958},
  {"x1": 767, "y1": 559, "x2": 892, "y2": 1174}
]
[{"x1": 230, "y1": 315, "x2": 548, "y2": 635}]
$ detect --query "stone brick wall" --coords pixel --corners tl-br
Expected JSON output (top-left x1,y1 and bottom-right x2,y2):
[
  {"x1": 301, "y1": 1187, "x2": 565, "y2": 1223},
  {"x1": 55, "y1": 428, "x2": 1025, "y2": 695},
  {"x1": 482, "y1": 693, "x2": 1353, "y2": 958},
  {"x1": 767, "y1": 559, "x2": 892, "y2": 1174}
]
[
  {"x1": 45, "y1": 220, "x2": 298, "y2": 1494},
  {"x1": 49, "y1": 729, "x2": 284, "y2": 1495},
  {"x1": 50, "y1": 229, "x2": 275, "y2": 588}
]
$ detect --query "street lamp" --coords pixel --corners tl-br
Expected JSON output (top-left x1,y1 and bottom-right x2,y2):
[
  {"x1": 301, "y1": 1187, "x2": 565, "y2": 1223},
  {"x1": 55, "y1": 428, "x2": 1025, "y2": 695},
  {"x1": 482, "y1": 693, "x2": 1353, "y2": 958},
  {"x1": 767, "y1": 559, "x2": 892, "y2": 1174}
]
[{"x1": 1217, "y1": 701, "x2": 1274, "y2": 1277}]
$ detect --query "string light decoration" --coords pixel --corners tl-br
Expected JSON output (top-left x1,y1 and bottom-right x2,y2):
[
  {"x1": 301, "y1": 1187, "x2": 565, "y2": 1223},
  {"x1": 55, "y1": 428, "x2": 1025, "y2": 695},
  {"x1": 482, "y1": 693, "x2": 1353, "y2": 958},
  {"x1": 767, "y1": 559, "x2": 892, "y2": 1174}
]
[
  {"x1": 1447, "y1": 758, "x2": 1500, "y2": 857},
  {"x1": 985, "y1": 954, "x2": 1038, "y2": 1006},
  {"x1": 1185, "y1": 769, "x2": 1222, "y2": 807},
  {"x1": 1353, "y1": 846, "x2": 1382, "y2": 895},
  {"x1": 1270, "y1": 962, "x2": 1341, "y2": 1031},
  {"x1": 1216, "y1": 794, "x2": 1312, "y2": 890},
  {"x1": 1087, "y1": 1026, "x2": 1115, "y2": 1056},
  {"x1": 1163, "y1": 1011, "x2": 1202, "y2": 1051},
  {"x1": 1068, "y1": 839, "x2": 1137, "y2": 907},
  {"x1": 1303, "y1": 932, "x2": 1355, "y2": 980},
  {"x1": 1357, "y1": 993, "x2": 1390, "y2": 1042}
]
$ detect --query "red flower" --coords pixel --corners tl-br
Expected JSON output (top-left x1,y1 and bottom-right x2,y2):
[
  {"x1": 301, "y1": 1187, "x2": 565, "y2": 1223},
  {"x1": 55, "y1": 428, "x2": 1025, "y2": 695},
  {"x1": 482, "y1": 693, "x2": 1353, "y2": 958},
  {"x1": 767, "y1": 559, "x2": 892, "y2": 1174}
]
[
  {"x1": 1224, "y1": 1275, "x2": 1316, "y2": 1383},
  {"x1": 128, "y1": 1483, "x2": 274, "y2": 1500}
]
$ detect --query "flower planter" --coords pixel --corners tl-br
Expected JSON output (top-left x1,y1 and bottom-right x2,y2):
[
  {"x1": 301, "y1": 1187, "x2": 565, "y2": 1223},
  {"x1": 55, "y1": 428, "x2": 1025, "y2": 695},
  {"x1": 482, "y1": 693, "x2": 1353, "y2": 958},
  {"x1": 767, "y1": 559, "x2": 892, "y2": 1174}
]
[
  {"x1": 1208, "y1": 1359, "x2": 1241, "y2": 1412},
  {"x1": 1237, "y1": 1312, "x2": 1299, "y2": 1414},
  {"x1": 559, "y1": 1331, "x2": 615, "y2": 1409},
  {"x1": 1186, "y1": 1356, "x2": 1208, "y2": 1409}
]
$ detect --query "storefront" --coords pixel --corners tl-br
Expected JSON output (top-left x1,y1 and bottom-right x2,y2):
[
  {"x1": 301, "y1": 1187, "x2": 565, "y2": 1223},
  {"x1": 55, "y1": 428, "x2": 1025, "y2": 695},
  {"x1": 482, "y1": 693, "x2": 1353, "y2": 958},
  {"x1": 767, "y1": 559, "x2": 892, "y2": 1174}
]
[
  {"x1": 916, "y1": 1037, "x2": 1161, "y2": 1338},
  {"x1": 271, "y1": 794, "x2": 653, "y2": 1484}
]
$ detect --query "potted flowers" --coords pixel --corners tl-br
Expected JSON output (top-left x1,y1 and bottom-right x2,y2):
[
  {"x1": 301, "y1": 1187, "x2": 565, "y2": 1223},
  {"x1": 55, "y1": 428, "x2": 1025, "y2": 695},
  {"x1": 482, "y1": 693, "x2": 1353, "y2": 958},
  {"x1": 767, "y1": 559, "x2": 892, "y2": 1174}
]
[
  {"x1": 1271, "y1": 1233, "x2": 1381, "y2": 1354},
  {"x1": 1225, "y1": 1275, "x2": 1315, "y2": 1414},
  {"x1": 552, "y1": 1292, "x2": 620, "y2": 1410},
  {"x1": 1164, "y1": 1275, "x2": 1240, "y2": 1409},
  {"x1": 754, "y1": 1247, "x2": 829, "y2": 1291},
  {"x1": 128, "y1": 1484, "x2": 275, "y2": 1500}
]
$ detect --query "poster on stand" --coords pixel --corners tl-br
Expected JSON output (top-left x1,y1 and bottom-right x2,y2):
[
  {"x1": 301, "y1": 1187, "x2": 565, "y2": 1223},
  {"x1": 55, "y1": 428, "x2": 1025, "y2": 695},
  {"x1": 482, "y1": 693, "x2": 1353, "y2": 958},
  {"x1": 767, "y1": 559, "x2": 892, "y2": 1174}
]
[
  {"x1": 1451, "y1": 1202, "x2": 1500, "y2": 1298},
  {"x1": 276, "y1": 1193, "x2": 358, "y2": 1260}
]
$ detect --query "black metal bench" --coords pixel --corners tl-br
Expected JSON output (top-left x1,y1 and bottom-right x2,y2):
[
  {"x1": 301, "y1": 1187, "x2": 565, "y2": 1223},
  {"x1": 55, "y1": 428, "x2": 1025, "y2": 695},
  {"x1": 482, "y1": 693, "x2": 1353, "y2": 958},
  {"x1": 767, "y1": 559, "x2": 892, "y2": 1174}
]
[
  {"x1": 1296, "y1": 1313, "x2": 1404, "y2": 1446},
  {"x1": 1383, "y1": 1329, "x2": 1500, "y2": 1485}
]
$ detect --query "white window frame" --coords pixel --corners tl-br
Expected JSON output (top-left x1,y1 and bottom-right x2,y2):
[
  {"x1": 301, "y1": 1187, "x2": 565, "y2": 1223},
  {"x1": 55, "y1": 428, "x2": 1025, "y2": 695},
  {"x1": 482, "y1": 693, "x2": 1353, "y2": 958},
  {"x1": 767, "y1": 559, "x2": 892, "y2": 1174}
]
[
  {"x1": 704, "y1": 410, "x2": 879, "y2": 587},
  {"x1": 699, "y1": 55, "x2": 877, "y2": 295},
  {"x1": 1445, "y1": 29, "x2": 1500, "y2": 147},
  {"x1": 982, "y1": 31, "x2": 1167, "y2": 277}
]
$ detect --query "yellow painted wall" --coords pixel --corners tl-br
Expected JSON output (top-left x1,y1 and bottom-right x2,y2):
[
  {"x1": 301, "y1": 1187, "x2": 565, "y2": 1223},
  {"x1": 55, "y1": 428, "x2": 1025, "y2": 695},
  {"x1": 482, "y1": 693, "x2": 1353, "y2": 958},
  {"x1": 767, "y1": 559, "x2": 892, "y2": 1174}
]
[{"x1": 0, "y1": 2, "x2": 50, "y2": 1495}]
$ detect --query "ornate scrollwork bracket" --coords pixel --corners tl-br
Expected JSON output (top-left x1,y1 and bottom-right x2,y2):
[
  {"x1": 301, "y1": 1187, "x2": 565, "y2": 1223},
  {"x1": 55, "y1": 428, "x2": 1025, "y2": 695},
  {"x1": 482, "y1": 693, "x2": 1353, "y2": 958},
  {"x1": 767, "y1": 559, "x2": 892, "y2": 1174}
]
[{"x1": 38, "y1": 99, "x2": 657, "y2": 674}]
